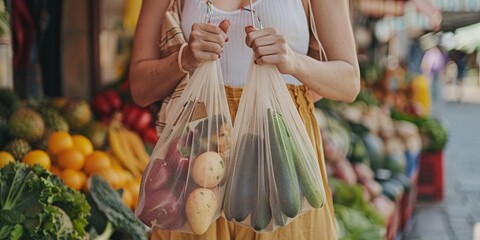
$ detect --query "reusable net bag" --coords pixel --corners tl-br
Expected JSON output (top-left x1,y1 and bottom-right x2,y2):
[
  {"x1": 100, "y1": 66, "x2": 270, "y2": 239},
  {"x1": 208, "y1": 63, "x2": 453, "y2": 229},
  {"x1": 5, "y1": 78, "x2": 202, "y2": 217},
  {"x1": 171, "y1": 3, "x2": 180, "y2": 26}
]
[
  {"x1": 223, "y1": 59, "x2": 327, "y2": 232},
  {"x1": 136, "y1": 61, "x2": 232, "y2": 235}
]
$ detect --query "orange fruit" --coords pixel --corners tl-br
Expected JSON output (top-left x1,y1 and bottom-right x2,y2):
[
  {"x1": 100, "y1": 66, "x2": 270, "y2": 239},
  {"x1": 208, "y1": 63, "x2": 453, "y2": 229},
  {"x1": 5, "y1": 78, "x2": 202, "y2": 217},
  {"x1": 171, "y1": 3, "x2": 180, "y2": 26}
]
[
  {"x1": 84, "y1": 151, "x2": 111, "y2": 174},
  {"x1": 82, "y1": 175, "x2": 91, "y2": 193},
  {"x1": 126, "y1": 180, "x2": 141, "y2": 209},
  {"x1": 95, "y1": 168, "x2": 120, "y2": 189},
  {"x1": 49, "y1": 166, "x2": 61, "y2": 176},
  {"x1": 78, "y1": 171, "x2": 87, "y2": 184},
  {"x1": 72, "y1": 135, "x2": 94, "y2": 157},
  {"x1": 48, "y1": 131, "x2": 73, "y2": 156},
  {"x1": 0, "y1": 151, "x2": 15, "y2": 168},
  {"x1": 22, "y1": 150, "x2": 51, "y2": 170},
  {"x1": 122, "y1": 188, "x2": 133, "y2": 209},
  {"x1": 57, "y1": 149, "x2": 85, "y2": 170},
  {"x1": 60, "y1": 169, "x2": 85, "y2": 190},
  {"x1": 114, "y1": 169, "x2": 127, "y2": 189}
]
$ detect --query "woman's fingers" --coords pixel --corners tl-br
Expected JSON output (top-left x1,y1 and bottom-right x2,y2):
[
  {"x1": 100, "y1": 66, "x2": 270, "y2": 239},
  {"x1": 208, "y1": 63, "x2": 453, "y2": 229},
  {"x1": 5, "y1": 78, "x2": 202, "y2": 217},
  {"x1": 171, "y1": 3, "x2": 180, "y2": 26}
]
[
  {"x1": 187, "y1": 21, "x2": 230, "y2": 67},
  {"x1": 218, "y1": 19, "x2": 231, "y2": 38},
  {"x1": 245, "y1": 27, "x2": 277, "y2": 48}
]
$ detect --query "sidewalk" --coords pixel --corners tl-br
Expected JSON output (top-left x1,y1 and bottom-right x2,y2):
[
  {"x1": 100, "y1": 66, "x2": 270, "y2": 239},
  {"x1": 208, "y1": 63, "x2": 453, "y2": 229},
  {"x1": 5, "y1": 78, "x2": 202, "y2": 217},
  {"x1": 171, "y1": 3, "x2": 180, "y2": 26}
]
[{"x1": 404, "y1": 84, "x2": 480, "y2": 240}]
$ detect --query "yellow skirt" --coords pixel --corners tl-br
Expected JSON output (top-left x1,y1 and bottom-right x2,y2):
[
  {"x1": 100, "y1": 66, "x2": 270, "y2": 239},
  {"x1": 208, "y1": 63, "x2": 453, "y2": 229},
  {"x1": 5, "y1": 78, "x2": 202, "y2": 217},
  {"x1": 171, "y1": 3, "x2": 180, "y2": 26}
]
[{"x1": 151, "y1": 85, "x2": 338, "y2": 240}]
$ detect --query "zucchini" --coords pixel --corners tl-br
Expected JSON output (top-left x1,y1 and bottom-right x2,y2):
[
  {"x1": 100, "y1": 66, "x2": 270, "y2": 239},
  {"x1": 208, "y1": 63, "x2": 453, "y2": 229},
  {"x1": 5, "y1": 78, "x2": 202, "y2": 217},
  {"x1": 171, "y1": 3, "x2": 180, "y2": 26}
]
[
  {"x1": 270, "y1": 192, "x2": 288, "y2": 227},
  {"x1": 251, "y1": 155, "x2": 272, "y2": 231},
  {"x1": 267, "y1": 109, "x2": 301, "y2": 218},
  {"x1": 224, "y1": 133, "x2": 259, "y2": 222},
  {"x1": 290, "y1": 138, "x2": 325, "y2": 208}
]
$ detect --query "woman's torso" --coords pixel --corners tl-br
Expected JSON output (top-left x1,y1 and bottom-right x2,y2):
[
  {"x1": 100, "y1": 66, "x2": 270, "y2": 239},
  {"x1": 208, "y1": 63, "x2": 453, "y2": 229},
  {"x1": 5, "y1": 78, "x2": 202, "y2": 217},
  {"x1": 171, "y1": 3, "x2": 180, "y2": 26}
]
[{"x1": 181, "y1": 0, "x2": 310, "y2": 87}]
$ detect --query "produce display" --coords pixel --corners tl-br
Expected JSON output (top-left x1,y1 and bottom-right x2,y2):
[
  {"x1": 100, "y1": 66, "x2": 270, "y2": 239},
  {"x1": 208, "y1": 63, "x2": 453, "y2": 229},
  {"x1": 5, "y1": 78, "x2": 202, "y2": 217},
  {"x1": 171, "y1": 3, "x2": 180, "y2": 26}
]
[
  {"x1": 314, "y1": 90, "x2": 429, "y2": 240},
  {"x1": 0, "y1": 55, "x2": 449, "y2": 239},
  {"x1": 0, "y1": 88, "x2": 152, "y2": 239}
]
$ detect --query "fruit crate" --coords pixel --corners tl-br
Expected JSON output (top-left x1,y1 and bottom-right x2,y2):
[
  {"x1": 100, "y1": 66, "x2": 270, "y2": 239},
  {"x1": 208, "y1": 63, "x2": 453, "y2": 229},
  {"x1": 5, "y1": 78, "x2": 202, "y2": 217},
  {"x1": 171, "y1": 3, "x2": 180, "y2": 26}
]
[
  {"x1": 417, "y1": 151, "x2": 444, "y2": 201},
  {"x1": 400, "y1": 169, "x2": 419, "y2": 231},
  {"x1": 386, "y1": 195, "x2": 402, "y2": 240}
]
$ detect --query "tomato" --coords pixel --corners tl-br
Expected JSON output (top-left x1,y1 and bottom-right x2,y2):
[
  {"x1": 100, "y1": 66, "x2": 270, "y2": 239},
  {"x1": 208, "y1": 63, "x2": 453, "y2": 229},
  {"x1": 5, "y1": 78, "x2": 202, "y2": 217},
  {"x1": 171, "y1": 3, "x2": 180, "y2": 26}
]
[
  {"x1": 122, "y1": 104, "x2": 141, "y2": 128},
  {"x1": 143, "y1": 127, "x2": 158, "y2": 145},
  {"x1": 134, "y1": 109, "x2": 153, "y2": 132},
  {"x1": 104, "y1": 90, "x2": 122, "y2": 110},
  {"x1": 92, "y1": 94, "x2": 111, "y2": 115}
]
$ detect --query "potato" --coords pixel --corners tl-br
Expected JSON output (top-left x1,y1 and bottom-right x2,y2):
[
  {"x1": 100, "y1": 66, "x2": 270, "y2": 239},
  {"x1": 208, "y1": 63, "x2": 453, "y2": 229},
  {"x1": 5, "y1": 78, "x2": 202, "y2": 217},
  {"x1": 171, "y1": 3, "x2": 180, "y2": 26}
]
[
  {"x1": 185, "y1": 188, "x2": 217, "y2": 235},
  {"x1": 191, "y1": 151, "x2": 225, "y2": 188}
]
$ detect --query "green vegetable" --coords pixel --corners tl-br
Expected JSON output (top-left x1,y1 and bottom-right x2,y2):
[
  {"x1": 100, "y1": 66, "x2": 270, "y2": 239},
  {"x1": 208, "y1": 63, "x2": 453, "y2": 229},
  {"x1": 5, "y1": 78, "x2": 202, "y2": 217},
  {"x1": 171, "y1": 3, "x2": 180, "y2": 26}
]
[
  {"x1": 384, "y1": 152, "x2": 407, "y2": 174},
  {"x1": 380, "y1": 180, "x2": 404, "y2": 201},
  {"x1": 251, "y1": 156, "x2": 272, "y2": 231},
  {"x1": 0, "y1": 162, "x2": 90, "y2": 240},
  {"x1": 92, "y1": 221, "x2": 114, "y2": 240},
  {"x1": 290, "y1": 132, "x2": 324, "y2": 208},
  {"x1": 334, "y1": 204, "x2": 384, "y2": 240},
  {"x1": 224, "y1": 133, "x2": 259, "y2": 222},
  {"x1": 348, "y1": 133, "x2": 369, "y2": 165},
  {"x1": 362, "y1": 133, "x2": 385, "y2": 171},
  {"x1": 330, "y1": 178, "x2": 384, "y2": 226},
  {"x1": 391, "y1": 109, "x2": 448, "y2": 152},
  {"x1": 418, "y1": 118, "x2": 448, "y2": 152},
  {"x1": 267, "y1": 109, "x2": 301, "y2": 218},
  {"x1": 88, "y1": 175, "x2": 147, "y2": 240}
]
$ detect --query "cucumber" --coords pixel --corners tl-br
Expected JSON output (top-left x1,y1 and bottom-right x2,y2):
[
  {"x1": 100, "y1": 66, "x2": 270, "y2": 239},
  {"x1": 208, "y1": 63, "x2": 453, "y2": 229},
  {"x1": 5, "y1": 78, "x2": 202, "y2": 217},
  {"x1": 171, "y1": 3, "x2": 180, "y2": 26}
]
[
  {"x1": 251, "y1": 156, "x2": 272, "y2": 231},
  {"x1": 267, "y1": 109, "x2": 301, "y2": 218},
  {"x1": 290, "y1": 139, "x2": 325, "y2": 208},
  {"x1": 224, "y1": 133, "x2": 259, "y2": 222},
  {"x1": 270, "y1": 191, "x2": 288, "y2": 227}
]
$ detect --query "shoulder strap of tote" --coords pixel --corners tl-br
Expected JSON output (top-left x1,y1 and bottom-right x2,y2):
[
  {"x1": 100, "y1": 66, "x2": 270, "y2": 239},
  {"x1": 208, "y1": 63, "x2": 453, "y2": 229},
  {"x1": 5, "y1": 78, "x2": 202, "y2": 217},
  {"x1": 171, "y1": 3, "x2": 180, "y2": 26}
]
[{"x1": 305, "y1": 0, "x2": 327, "y2": 61}]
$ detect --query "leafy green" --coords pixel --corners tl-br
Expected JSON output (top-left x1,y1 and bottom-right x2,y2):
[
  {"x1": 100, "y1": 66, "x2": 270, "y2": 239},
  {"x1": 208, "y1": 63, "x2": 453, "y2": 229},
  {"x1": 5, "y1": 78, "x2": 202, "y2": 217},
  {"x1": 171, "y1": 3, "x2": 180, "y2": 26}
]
[
  {"x1": 89, "y1": 175, "x2": 147, "y2": 240},
  {"x1": 0, "y1": 162, "x2": 90, "y2": 240},
  {"x1": 335, "y1": 204, "x2": 385, "y2": 240},
  {"x1": 330, "y1": 178, "x2": 384, "y2": 226},
  {"x1": 391, "y1": 109, "x2": 448, "y2": 152}
]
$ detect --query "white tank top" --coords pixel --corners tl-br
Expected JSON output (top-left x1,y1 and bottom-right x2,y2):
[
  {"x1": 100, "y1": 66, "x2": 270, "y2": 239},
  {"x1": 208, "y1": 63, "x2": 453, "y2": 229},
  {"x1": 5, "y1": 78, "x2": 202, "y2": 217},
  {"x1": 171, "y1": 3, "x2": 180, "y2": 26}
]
[{"x1": 181, "y1": 0, "x2": 310, "y2": 86}]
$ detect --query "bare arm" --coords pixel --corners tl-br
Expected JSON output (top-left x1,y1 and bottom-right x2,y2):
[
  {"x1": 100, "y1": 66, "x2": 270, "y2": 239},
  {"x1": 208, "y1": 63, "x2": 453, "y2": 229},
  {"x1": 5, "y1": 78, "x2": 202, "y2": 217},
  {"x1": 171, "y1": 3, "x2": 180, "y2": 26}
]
[
  {"x1": 129, "y1": 0, "x2": 229, "y2": 107},
  {"x1": 246, "y1": 0, "x2": 360, "y2": 102},
  {"x1": 129, "y1": 0, "x2": 185, "y2": 107}
]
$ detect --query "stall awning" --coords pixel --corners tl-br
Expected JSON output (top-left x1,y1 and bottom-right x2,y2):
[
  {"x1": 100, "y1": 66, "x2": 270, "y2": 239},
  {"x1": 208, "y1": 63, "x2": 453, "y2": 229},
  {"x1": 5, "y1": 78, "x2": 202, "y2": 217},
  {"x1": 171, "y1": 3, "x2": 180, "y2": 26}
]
[{"x1": 356, "y1": 0, "x2": 442, "y2": 30}]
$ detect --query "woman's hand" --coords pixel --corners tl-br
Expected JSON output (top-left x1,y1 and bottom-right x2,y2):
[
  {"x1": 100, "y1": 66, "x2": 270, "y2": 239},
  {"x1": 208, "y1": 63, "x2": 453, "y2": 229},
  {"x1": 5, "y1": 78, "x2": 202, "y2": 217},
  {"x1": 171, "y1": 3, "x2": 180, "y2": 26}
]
[
  {"x1": 245, "y1": 26, "x2": 297, "y2": 75},
  {"x1": 182, "y1": 20, "x2": 230, "y2": 70}
]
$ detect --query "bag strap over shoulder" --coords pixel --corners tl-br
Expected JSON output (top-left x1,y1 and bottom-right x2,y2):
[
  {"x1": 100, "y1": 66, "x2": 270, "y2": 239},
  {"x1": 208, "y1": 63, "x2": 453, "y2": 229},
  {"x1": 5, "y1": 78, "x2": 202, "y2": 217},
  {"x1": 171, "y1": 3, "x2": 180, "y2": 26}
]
[
  {"x1": 305, "y1": 0, "x2": 327, "y2": 61},
  {"x1": 158, "y1": 0, "x2": 186, "y2": 57},
  {"x1": 168, "y1": 0, "x2": 183, "y2": 19}
]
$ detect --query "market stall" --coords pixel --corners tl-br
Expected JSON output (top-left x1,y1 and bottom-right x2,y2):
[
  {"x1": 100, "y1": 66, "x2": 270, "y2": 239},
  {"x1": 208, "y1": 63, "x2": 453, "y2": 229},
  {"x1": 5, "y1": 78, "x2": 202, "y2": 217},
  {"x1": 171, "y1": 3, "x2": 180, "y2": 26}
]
[{"x1": 0, "y1": 0, "x2": 456, "y2": 239}]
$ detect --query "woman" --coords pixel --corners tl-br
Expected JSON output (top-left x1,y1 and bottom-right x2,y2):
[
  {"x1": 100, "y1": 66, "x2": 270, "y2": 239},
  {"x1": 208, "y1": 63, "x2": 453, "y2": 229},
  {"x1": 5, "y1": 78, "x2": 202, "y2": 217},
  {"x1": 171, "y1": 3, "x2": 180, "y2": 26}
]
[{"x1": 130, "y1": 0, "x2": 359, "y2": 239}]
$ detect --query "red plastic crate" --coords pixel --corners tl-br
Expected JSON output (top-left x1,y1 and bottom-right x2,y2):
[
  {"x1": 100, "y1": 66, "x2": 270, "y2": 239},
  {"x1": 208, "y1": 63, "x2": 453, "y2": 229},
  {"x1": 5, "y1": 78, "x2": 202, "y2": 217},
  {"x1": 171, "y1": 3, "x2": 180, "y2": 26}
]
[
  {"x1": 386, "y1": 197, "x2": 402, "y2": 240},
  {"x1": 400, "y1": 170, "x2": 419, "y2": 231},
  {"x1": 417, "y1": 151, "x2": 444, "y2": 201}
]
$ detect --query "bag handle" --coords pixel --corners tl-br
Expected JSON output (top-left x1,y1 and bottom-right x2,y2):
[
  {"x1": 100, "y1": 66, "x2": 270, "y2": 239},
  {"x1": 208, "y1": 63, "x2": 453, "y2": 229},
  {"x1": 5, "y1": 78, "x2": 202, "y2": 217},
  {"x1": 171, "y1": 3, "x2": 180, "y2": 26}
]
[{"x1": 306, "y1": 0, "x2": 327, "y2": 62}]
